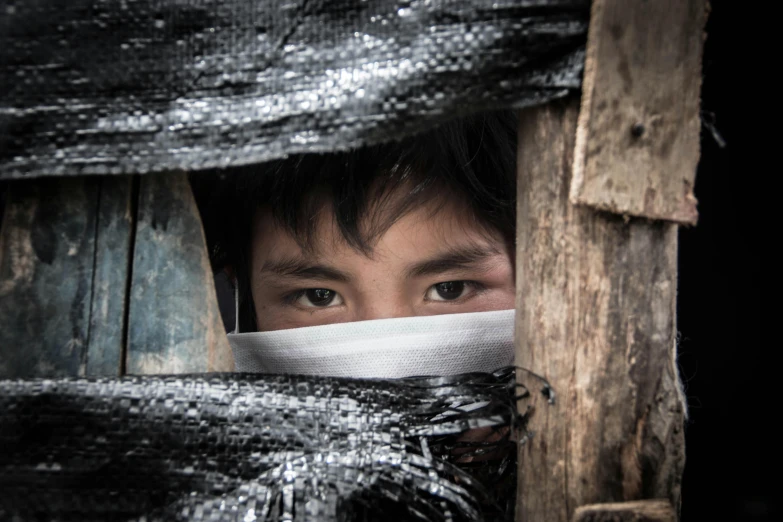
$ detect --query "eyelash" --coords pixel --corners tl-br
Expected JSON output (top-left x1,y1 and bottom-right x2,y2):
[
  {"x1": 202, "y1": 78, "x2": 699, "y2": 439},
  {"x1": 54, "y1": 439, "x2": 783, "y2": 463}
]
[
  {"x1": 425, "y1": 280, "x2": 486, "y2": 302},
  {"x1": 282, "y1": 289, "x2": 315, "y2": 305},
  {"x1": 282, "y1": 280, "x2": 487, "y2": 308}
]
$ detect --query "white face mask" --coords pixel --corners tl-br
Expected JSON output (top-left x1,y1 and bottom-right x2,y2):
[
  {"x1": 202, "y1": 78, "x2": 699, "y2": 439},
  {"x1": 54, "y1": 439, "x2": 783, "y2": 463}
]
[{"x1": 228, "y1": 309, "x2": 515, "y2": 379}]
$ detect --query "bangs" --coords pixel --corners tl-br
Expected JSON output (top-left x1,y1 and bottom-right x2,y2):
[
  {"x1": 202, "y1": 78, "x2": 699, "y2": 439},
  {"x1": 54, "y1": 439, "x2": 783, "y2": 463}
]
[
  {"x1": 246, "y1": 111, "x2": 517, "y2": 256},
  {"x1": 273, "y1": 165, "x2": 457, "y2": 256}
]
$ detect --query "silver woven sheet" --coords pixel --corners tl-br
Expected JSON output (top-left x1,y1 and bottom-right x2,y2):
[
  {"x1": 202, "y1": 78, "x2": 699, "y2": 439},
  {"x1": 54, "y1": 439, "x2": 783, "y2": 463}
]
[
  {"x1": 0, "y1": 0, "x2": 588, "y2": 178},
  {"x1": 0, "y1": 368, "x2": 535, "y2": 521}
]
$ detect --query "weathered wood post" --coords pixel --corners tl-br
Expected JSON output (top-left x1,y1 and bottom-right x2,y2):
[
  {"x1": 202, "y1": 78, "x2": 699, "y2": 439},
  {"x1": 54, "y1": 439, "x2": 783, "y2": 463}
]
[
  {"x1": 515, "y1": 1, "x2": 706, "y2": 521},
  {"x1": 0, "y1": 173, "x2": 233, "y2": 378}
]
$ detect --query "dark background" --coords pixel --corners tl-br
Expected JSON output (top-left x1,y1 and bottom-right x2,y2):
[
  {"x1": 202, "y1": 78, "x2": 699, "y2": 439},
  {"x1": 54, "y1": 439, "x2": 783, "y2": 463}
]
[{"x1": 678, "y1": 1, "x2": 770, "y2": 520}]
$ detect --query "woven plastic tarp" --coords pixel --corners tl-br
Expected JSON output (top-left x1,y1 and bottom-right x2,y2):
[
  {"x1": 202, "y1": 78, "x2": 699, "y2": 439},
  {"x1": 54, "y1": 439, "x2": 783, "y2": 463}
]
[
  {"x1": 0, "y1": 0, "x2": 588, "y2": 178},
  {"x1": 0, "y1": 368, "x2": 538, "y2": 522}
]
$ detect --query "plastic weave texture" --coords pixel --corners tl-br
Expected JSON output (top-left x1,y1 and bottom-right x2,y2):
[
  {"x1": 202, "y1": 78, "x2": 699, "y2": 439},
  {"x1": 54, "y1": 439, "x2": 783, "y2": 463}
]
[
  {"x1": 0, "y1": 0, "x2": 589, "y2": 179},
  {"x1": 0, "y1": 368, "x2": 534, "y2": 521}
]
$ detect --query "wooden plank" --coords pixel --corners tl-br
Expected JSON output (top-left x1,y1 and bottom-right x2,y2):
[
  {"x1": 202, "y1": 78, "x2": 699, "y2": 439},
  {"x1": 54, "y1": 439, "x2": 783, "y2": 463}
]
[
  {"x1": 126, "y1": 171, "x2": 233, "y2": 374},
  {"x1": 85, "y1": 176, "x2": 135, "y2": 377},
  {"x1": 571, "y1": 0, "x2": 707, "y2": 224},
  {"x1": 0, "y1": 178, "x2": 99, "y2": 378},
  {"x1": 515, "y1": 100, "x2": 686, "y2": 522},
  {"x1": 573, "y1": 500, "x2": 676, "y2": 522}
]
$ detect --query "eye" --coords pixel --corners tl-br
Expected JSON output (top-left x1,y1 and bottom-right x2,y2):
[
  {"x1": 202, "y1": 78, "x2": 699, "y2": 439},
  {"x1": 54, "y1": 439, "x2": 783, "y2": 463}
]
[
  {"x1": 426, "y1": 281, "x2": 470, "y2": 301},
  {"x1": 295, "y1": 288, "x2": 344, "y2": 308}
]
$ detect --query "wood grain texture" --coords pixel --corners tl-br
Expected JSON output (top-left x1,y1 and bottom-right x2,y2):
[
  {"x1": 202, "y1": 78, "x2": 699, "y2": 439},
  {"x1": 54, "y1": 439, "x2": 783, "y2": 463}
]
[
  {"x1": 85, "y1": 176, "x2": 135, "y2": 377},
  {"x1": 573, "y1": 500, "x2": 676, "y2": 522},
  {"x1": 571, "y1": 0, "x2": 707, "y2": 224},
  {"x1": 126, "y1": 171, "x2": 233, "y2": 374},
  {"x1": 0, "y1": 178, "x2": 99, "y2": 378},
  {"x1": 515, "y1": 100, "x2": 686, "y2": 522}
]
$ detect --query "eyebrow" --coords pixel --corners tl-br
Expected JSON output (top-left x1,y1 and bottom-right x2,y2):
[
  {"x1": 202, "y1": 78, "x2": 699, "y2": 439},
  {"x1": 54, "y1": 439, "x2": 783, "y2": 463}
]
[
  {"x1": 405, "y1": 245, "x2": 500, "y2": 279},
  {"x1": 260, "y1": 257, "x2": 351, "y2": 283}
]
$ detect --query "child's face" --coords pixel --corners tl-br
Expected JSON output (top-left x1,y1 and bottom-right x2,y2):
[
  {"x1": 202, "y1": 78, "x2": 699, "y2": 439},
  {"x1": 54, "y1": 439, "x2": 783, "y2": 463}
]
[{"x1": 249, "y1": 197, "x2": 515, "y2": 331}]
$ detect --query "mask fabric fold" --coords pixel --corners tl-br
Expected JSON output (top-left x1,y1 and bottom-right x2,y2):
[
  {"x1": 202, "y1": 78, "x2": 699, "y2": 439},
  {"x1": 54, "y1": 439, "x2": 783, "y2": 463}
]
[{"x1": 228, "y1": 309, "x2": 515, "y2": 378}]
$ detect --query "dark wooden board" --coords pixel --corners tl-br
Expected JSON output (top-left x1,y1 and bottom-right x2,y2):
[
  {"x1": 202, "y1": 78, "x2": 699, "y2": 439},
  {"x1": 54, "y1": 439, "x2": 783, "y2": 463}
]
[
  {"x1": 85, "y1": 176, "x2": 135, "y2": 377},
  {"x1": 126, "y1": 172, "x2": 233, "y2": 374},
  {"x1": 0, "y1": 178, "x2": 99, "y2": 378}
]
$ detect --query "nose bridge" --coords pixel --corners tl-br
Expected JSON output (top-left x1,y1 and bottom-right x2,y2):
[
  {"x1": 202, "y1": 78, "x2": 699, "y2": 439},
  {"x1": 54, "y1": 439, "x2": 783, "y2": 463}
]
[
  {"x1": 353, "y1": 277, "x2": 414, "y2": 322},
  {"x1": 351, "y1": 254, "x2": 416, "y2": 321},
  {"x1": 357, "y1": 300, "x2": 414, "y2": 321}
]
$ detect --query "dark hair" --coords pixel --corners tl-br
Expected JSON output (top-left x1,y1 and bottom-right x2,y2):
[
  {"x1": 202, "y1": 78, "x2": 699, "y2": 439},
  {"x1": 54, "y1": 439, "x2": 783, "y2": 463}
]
[{"x1": 194, "y1": 111, "x2": 517, "y2": 332}]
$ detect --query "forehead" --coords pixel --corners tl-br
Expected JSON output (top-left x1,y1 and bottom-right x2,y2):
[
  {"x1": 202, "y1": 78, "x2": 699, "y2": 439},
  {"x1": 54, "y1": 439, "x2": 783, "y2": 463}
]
[{"x1": 251, "y1": 196, "x2": 501, "y2": 263}]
